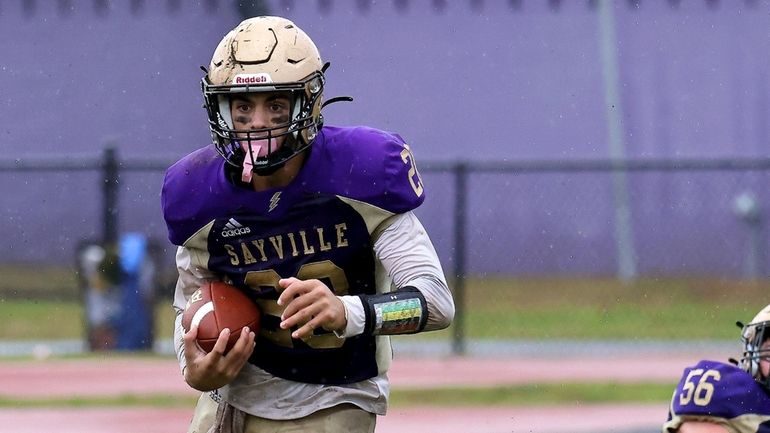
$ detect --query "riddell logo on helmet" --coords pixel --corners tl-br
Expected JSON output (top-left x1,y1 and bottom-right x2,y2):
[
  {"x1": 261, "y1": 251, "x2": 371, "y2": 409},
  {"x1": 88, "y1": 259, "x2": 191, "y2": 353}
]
[{"x1": 233, "y1": 74, "x2": 272, "y2": 84}]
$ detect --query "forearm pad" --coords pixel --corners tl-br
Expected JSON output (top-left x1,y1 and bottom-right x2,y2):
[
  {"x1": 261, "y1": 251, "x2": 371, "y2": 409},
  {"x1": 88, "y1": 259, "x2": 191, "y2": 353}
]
[{"x1": 359, "y1": 286, "x2": 428, "y2": 335}]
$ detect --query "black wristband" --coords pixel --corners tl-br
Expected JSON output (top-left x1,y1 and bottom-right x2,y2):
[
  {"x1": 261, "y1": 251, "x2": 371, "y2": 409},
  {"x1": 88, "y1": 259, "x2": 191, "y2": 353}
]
[{"x1": 359, "y1": 286, "x2": 428, "y2": 336}]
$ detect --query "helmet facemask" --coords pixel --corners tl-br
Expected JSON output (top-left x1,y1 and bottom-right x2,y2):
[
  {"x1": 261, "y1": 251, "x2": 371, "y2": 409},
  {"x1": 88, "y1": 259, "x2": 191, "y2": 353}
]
[
  {"x1": 202, "y1": 70, "x2": 325, "y2": 178},
  {"x1": 739, "y1": 305, "x2": 770, "y2": 390}
]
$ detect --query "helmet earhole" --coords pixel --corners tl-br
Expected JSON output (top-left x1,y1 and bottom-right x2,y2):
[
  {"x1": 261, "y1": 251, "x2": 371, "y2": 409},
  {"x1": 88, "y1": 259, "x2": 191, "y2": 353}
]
[
  {"x1": 309, "y1": 77, "x2": 322, "y2": 94},
  {"x1": 307, "y1": 125, "x2": 317, "y2": 141}
]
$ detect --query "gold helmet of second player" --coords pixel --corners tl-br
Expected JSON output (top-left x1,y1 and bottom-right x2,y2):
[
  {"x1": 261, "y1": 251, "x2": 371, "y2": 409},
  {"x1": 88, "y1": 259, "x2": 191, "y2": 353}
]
[
  {"x1": 202, "y1": 16, "x2": 325, "y2": 175},
  {"x1": 740, "y1": 303, "x2": 770, "y2": 388}
]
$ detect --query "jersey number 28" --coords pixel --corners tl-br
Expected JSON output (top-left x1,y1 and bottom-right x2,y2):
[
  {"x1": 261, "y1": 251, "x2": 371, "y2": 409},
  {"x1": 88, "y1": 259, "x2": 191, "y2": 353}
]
[
  {"x1": 401, "y1": 144, "x2": 424, "y2": 198},
  {"x1": 244, "y1": 260, "x2": 349, "y2": 350}
]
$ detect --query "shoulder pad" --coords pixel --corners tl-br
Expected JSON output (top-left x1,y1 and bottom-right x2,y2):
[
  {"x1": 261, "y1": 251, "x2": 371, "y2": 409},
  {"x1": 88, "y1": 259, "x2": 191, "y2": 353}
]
[
  {"x1": 671, "y1": 360, "x2": 770, "y2": 420},
  {"x1": 307, "y1": 126, "x2": 425, "y2": 213},
  {"x1": 162, "y1": 146, "x2": 224, "y2": 245}
]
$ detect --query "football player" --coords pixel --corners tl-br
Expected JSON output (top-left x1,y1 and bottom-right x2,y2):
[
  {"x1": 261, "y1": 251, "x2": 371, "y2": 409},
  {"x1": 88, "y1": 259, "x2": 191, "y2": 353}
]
[
  {"x1": 662, "y1": 304, "x2": 770, "y2": 432},
  {"x1": 161, "y1": 16, "x2": 455, "y2": 433}
]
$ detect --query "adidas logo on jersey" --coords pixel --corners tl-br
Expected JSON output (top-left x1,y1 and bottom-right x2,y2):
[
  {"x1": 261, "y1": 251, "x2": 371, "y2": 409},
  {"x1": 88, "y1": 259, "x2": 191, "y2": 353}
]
[{"x1": 221, "y1": 218, "x2": 251, "y2": 238}]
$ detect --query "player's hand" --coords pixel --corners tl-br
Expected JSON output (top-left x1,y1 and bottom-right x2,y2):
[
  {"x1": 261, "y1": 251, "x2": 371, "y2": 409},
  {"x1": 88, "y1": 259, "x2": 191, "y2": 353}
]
[
  {"x1": 277, "y1": 277, "x2": 347, "y2": 340},
  {"x1": 182, "y1": 324, "x2": 255, "y2": 391}
]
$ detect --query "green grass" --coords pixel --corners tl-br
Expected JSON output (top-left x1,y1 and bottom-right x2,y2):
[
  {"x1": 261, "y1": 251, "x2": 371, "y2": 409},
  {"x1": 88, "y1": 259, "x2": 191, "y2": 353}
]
[
  {"x1": 0, "y1": 265, "x2": 79, "y2": 300},
  {"x1": 390, "y1": 382, "x2": 674, "y2": 406},
  {"x1": 0, "y1": 382, "x2": 673, "y2": 408},
  {"x1": 0, "y1": 300, "x2": 84, "y2": 339},
  {"x1": 0, "y1": 267, "x2": 767, "y2": 340},
  {"x1": 408, "y1": 275, "x2": 767, "y2": 341},
  {"x1": 0, "y1": 394, "x2": 198, "y2": 408},
  {"x1": 0, "y1": 300, "x2": 175, "y2": 340}
]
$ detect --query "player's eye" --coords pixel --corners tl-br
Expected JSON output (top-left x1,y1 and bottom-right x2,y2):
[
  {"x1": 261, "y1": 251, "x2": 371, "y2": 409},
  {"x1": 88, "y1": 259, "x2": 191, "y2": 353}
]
[{"x1": 270, "y1": 102, "x2": 287, "y2": 113}]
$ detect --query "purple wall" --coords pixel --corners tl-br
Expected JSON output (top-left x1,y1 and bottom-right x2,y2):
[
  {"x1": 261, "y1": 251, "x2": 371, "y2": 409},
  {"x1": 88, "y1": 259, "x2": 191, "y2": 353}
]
[
  {"x1": 1, "y1": 1, "x2": 240, "y2": 266},
  {"x1": 3, "y1": 1, "x2": 770, "y2": 278},
  {"x1": 0, "y1": 1, "x2": 236, "y2": 157}
]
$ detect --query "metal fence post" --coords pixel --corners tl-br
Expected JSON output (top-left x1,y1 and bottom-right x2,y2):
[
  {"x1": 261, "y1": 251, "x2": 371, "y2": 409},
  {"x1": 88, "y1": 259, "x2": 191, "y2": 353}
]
[
  {"x1": 102, "y1": 147, "x2": 119, "y2": 245},
  {"x1": 452, "y1": 162, "x2": 468, "y2": 355}
]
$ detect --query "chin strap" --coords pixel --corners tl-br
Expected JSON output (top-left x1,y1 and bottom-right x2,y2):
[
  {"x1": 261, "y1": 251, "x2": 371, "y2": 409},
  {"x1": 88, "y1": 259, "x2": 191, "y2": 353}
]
[
  {"x1": 359, "y1": 287, "x2": 428, "y2": 336},
  {"x1": 322, "y1": 96, "x2": 354, "y2": 109}
]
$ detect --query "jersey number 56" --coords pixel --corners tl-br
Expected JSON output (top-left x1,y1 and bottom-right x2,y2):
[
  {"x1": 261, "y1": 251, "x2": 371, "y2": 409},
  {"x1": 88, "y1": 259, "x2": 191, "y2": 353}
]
[{"x1": 679, "y1": 368, "x2": 721, "y2": 406}]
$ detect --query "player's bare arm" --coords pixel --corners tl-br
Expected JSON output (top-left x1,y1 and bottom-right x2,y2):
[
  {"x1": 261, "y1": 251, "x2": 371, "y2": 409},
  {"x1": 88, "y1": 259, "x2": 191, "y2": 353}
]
[
  {"x1": 677, "y1": 421, "x2": 729, "y2": 433},
  {"x1": 182, "y1": 325, "x2": 256, "y2": 391},
  {"x1": 277, "y1": 277, "x2": 347, "y2": 340}
]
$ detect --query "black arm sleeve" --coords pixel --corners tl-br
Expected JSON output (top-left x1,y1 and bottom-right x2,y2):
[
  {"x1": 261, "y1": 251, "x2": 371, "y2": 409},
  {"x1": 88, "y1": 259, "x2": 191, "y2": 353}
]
[{"x1": 359, "y1": 286, "x2": 429, "y2": 336}]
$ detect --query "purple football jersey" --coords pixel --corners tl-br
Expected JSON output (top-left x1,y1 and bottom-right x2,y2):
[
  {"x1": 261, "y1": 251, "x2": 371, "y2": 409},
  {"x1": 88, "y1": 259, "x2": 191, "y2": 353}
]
[
  {"x1": 161, "y1": 125, "x2": 425, "y2": 384},
  {"x1": 663, "y1": 360, "x2": 770, "y2": 432},
  {"x1": 162, "y1": 125, "x2": 423, "y2": 245}
]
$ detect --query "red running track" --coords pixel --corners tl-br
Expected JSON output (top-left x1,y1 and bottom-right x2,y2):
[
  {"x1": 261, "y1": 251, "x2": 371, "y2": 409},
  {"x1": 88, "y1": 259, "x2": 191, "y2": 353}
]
[
  {"x1": 0, "y1": 405, "x2": 664, "y2": 433},
  {"x1": 0, "y1": 353, "x2": 720, "y2": 397},
  {"x1": 0, "y1": 353, "x2": 707, "y2": 432}
]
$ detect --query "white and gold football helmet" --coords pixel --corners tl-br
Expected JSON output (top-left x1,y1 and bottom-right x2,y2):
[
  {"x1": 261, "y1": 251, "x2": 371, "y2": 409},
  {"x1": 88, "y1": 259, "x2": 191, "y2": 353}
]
[
  {"x1": 739, "y1": 303, "x2": 770, "y2": 389},
  {"x1": 202, "y1": 16, "x2": 329, "y2": 175}
]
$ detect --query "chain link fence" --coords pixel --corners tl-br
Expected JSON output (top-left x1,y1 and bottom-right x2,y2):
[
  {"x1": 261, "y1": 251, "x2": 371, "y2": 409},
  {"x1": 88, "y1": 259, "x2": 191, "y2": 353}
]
[{"x1": 3, "y1": 150, "x2": 770, "y2": 353}]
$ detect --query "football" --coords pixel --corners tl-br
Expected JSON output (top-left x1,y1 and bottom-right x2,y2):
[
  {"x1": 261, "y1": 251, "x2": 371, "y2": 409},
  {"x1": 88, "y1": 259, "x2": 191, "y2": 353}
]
[{"x1": 181, "y1": 281, "x2": 261, "y2": 354}]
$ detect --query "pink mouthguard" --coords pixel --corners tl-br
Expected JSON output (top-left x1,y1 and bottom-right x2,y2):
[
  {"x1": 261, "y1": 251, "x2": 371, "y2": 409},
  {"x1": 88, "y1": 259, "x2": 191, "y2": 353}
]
[{"x1": 241, "y1": 143, "x2": 264, "y2": 183}]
